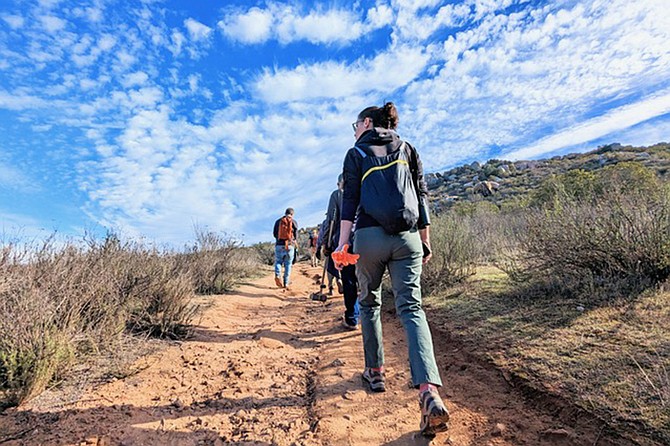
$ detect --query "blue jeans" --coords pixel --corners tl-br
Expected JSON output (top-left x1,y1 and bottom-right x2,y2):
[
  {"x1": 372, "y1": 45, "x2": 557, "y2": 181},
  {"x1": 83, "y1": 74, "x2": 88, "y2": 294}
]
[
  {"x1": 274, "y1": 245, "x2": 295, "y2": 286},
  {"x1": 354, "y1": 226, "x2": 442, "y2": 388}
]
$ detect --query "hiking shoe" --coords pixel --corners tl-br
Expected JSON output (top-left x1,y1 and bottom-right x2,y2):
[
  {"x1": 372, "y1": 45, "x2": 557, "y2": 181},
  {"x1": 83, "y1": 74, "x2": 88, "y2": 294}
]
[
  {"x1": 328, "y1": 287, "x2": 333, "y2": 296},
  {"x1": 337, "y1": 280, "x2": 343, "y2": 294},
  {"x1": 362, "y1": 368, "x2": 386, "y2": 392},
  {"x1": 419, "y1": 389, "x2": 450, "y2": 437},
  {"x1": 274, "y1": 277, "x2": 283, "y2": 288},
  {"x1": 341, "y1": 317, "x2": 358, "y2": 331}
]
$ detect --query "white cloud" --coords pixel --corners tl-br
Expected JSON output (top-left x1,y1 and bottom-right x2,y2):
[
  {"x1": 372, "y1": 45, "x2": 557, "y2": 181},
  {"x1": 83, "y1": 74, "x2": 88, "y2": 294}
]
[
  {"x1": 39, "y1": 14, "x2": 67, "y2": 32},
  {"x1": 218, "y1": 7, "x2": 273, "y2": 44},
  {"x1": 603, "y1": 118, "x2": 670, "y2": 148},
  {"x1": 83, "y1": 7, "x2": 103, "y2": 23},
  {"x1": 2, "y1": 0, "x2": 669, "y2": 245},
  {"x1": 2, "y1": 14, "x2": 25, "y2": 29},
  {"x1": 0, "y1": 90, "x2": 48, "y2": 110},
  {"x1": 184, "y1": 18, "x2": 212, "y2": 41},
  {"x1": 275, "y1": 9, "x2": 363, "y2": 45},
  {"x1": 97, "y1": 34, "x2": 117, "y2": 52},
  {"x1": 122, "y1": 71, "x2": 149, "y2": 88},
  {"x1": 503, "y1": 90, "x2": 670, "y2": 160},
  {"x1": 37, "y1": 0, "x2": 62, "y2": 9},
  {"x1": 366, "y1": 4, "x2": 394, "y2": 28},
  {"x1": 78, "y1": 78, "x2": 96, "y2": 90},
  {"x1": 0, "y1": 163, "x2": 38, "y2": 192},
  {"x1": 398, "y1": 0, "x2": 670, "y2": 169},
  {"x1": 115, "y1": 50, "x2": 138, "y2": 71},
  {"x1": 169, "y1": 30, "x2": 186, "y2": 55},
  {"x1": 254, "y1": 45, "x2": 430, "y2": 103},
  {"x1": 219, "y1": 3, "x2": 390, "y2": 45}
]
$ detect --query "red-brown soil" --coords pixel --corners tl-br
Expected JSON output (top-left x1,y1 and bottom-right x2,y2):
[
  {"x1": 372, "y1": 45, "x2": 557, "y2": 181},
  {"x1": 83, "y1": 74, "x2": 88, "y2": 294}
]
[{"x1": 0, "y1": 264, "x2": 634, "y2": 445}]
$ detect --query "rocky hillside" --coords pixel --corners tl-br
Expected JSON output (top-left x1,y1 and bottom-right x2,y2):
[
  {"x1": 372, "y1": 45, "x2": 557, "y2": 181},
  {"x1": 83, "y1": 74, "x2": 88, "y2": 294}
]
[{"x1": 426, "y1": 142, "x2": 670, "y2": 211}]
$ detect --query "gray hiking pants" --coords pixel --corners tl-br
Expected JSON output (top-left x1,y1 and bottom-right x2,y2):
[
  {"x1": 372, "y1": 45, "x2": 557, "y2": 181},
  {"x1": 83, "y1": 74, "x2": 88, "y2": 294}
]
[{"x1": 353, "y1": 226, "x2": 442, "y2": 387}]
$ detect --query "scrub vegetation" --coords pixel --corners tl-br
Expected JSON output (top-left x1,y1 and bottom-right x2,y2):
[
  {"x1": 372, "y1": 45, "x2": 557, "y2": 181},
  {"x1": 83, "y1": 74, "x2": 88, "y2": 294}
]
[
  {"x1": 423, "y1": 144, "x2": 670, "y2": 443},
  {"x1": 0, "y1": 229, "x2": 260, "y2": 409}
]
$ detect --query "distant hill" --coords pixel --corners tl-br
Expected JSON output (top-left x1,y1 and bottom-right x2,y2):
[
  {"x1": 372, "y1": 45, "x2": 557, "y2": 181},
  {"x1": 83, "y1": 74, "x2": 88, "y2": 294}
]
[{"x1": 426, "y1": 142, "x2": 670, "y2": 211}]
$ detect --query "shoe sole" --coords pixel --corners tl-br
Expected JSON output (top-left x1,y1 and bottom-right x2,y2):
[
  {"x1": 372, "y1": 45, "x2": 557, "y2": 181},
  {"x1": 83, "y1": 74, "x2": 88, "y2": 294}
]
[
  {"x1": 341, "y1": 320, "x2": 358, "y2": 330},
  {"x1": 361, "y1": 374, "x2": 386, "y2": 393},
  {"x1": 274, "y1": 277, "x2": 283, "y2": 288},
  {"x1": 420, "y1": 412, "x2": 450, "y2": 437}
]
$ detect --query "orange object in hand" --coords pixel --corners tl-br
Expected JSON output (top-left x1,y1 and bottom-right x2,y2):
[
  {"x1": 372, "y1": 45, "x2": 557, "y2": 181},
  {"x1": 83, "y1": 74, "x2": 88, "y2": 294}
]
[{"x1": 331, "y1": 244, "x2": 359, "y2": 266}]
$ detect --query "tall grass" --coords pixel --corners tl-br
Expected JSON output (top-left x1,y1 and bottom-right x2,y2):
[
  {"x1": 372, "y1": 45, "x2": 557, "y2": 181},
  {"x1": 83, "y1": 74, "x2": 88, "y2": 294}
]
[{"x1": 0, "y1": 230, "x2": 259, "y2": 408}]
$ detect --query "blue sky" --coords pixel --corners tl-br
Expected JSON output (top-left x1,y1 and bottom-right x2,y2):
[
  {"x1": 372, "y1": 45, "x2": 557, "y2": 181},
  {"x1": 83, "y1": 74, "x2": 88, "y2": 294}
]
[{"x1": 1, "y1": 0, "x2": 669, "y2": 245}]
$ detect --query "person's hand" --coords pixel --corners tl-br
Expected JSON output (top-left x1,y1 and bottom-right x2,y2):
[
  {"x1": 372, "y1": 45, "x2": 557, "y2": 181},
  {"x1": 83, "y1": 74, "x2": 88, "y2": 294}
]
[
  {"x1": 422, "y1": 241, "x2": 432, "y2": 265},
  {"x1": 332, "y1": 244, "x2": 359, "y2": 270},
  {"x1": 332, "y1": 244, "x2": 346, "y2": 270}
]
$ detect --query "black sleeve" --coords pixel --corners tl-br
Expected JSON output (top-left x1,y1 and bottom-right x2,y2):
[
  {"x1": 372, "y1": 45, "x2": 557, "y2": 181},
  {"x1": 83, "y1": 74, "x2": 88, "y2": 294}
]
[
  {"x1": 292, "y1": 220, "x2": 298, "y2": 238},
  {"x1": 341, "y1": 149, "x2": 362, "y2": 222},
  {"x1": 408, "y1": 143, "x2": 431, "y2": 228},
  {"x1": 325, "y1": 190, "x2": 339, "y2": 226},
  {"x1": 273, "y1": 219, "x2": 279, "y2": 239}
]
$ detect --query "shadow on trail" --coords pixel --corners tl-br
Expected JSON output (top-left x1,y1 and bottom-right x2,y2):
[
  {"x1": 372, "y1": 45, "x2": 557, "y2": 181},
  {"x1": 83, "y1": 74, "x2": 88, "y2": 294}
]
[
  {"x1": 0, "y1": 394, "x2": 311, "y2": 445},
  {"x1": 190, "y1": 322, "x2": 359, "y2": 350},
  {"x1": 381, "y1": 431, "x2": 434, "y2": 446}
]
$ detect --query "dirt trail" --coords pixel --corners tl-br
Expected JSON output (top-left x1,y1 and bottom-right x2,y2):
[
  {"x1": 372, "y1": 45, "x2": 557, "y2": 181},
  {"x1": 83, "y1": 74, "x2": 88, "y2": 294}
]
[{"x1": 1, "y1": 264, "x2": 625, "y2": 445}]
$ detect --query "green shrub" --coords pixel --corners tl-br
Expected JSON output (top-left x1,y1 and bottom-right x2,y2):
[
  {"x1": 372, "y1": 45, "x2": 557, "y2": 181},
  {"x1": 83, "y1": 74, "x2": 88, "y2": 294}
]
[
  {"x1": 252, "y1": 241, "x2": 276, "y2": 265},
  {"x1": 422, "y1": 213, "x2": 480, "y2": 294},
  {"x1": 520, "y1": 188, "x2": 670, "y2": 291}
]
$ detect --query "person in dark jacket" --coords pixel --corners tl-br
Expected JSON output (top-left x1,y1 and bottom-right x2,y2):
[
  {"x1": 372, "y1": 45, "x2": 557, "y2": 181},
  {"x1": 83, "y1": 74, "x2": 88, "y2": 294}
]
[
  {"x1": 272, "y1": 208, "x2": 298, "y2": 289},
  {"x1": 323, "y1": 174, "x2": 359, "y2": 329},
  {"x1": 332, "y1": 102, "x2": 449, "y2": 437}
]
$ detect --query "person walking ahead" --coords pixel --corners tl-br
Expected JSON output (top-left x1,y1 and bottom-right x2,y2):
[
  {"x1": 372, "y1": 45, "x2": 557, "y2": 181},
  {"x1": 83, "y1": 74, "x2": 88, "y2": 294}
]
[
  {"x1": 333, "y1": 102, "x2": 449, "y2": 437},
  {"x1": 273, "y1": 208, "x2": 298, "y2": 289},
  {"x1": 308, "y1": 229, "x2": 319, "y2": 267},
  {"x1": 324, "y1": 174, "x2": 359, "y2": 329}
]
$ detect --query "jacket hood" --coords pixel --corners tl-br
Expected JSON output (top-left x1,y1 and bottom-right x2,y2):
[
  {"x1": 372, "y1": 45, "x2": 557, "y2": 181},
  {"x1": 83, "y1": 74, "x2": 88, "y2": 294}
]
[{"x1": 356, "y1": 127, "x2": 402, "y2": 152}]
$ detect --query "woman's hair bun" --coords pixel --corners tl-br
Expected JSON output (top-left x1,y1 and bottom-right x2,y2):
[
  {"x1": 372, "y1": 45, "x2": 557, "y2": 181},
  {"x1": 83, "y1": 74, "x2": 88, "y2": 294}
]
[{"x1": 382, "y1": 102, "x2": 399, "y2": 129}]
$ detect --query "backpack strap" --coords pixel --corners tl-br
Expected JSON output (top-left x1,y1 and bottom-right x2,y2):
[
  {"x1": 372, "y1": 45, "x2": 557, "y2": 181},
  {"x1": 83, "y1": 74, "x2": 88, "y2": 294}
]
[
  {"x1": 354, "y1": 145, "x2": 367, "y2": 158},
  {"x1": 404, "y1": 142, "x2": 423, "y2": 204}
]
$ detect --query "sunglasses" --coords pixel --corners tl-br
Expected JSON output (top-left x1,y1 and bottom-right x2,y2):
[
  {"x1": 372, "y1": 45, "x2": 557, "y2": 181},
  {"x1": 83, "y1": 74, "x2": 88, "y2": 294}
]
[{"x1": 351, "y1": 120, "x2": 363, "y2": 132}]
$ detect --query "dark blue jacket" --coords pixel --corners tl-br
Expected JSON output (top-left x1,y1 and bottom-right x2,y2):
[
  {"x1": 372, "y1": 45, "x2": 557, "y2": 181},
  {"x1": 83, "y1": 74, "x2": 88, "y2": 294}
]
[{"x1": 341, "y1": 128, "x2": 431, "y2": 230}]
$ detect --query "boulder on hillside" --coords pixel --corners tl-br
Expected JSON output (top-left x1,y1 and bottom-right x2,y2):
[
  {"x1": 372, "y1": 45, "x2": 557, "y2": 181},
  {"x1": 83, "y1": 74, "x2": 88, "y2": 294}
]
[
  {"x1": 473, "y1": 180, "x2": 500, "y2": 197},
  {"x1": 595, "y1": 143, "x2": 622, "y2": 154},
  {"x1": 425, "y1": 173, "x2": 443, "y2": 189}
]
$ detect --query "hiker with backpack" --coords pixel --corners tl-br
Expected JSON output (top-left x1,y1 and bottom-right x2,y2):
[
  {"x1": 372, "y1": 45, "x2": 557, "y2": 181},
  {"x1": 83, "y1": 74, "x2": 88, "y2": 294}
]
[
  {"x1": 308, "y1": 228, "x2": 319, "y2": 267},
  {"x1": 273, "y1": 208, "x2": 298, "y2": 289},
  {"x1": 332, "y1": 102, "x2": 449, "y2": 437},
  {"x1": 323, "y1": 174, "x2": 359, "y2": 329}
]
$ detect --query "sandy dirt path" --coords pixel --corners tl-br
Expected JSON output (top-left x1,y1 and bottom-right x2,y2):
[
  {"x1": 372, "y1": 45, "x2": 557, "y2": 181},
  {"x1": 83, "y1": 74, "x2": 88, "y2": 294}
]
[{"x1": 0, "y1": 263, "x2": 626, "y2": 445}]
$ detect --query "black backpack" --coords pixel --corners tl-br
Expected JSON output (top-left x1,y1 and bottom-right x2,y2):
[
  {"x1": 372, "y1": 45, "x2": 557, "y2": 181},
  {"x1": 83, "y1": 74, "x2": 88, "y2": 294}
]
[{"x1": 354, "y1": 142, "x2": 419, "y2": 234}]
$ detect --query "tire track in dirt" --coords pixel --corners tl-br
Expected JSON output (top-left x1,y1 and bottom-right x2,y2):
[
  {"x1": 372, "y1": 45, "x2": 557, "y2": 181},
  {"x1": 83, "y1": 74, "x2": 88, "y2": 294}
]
[{"x1": 0, "y1": 263, "x2": 633, "y2": 445}]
